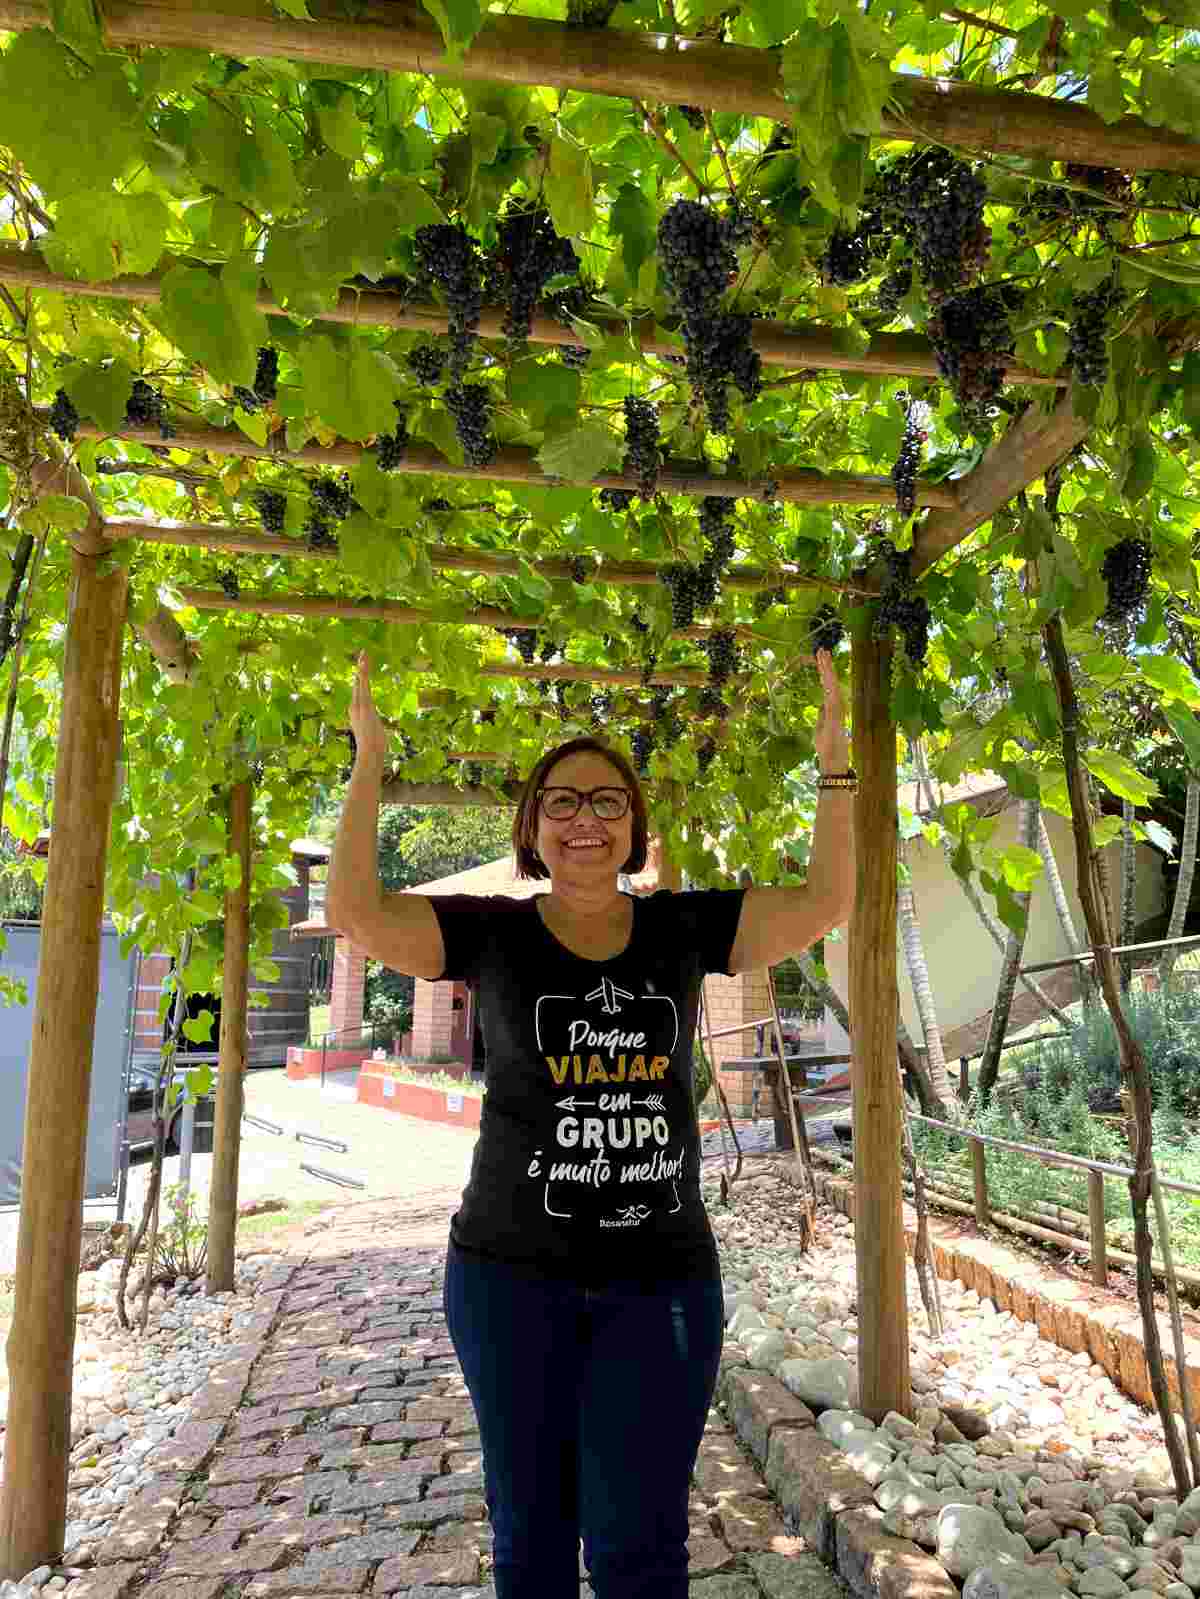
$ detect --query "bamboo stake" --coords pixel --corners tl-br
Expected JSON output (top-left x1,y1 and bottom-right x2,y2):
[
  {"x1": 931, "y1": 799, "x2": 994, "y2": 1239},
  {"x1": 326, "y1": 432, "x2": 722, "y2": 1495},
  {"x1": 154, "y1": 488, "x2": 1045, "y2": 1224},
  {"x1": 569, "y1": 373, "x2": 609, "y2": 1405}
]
[
  {"x1": 0, "y1": 1, "x2": 1196, "y2": 171},
  {"x1": 206, "y1": 778, "x2": 252, "y2": 1294},
  {"x1": 1151, "y1": 1170, "x2": 1200, "y2": 1482},
  {"x1": 46, "y1": 415, "x2": 959, "y2": 510},
  {"x1": 850, "y1": 613, "x2": 912, "y2": 1420},
  {"x1": 0, "y1": 551, "x2": 127, "y2": 1582}
]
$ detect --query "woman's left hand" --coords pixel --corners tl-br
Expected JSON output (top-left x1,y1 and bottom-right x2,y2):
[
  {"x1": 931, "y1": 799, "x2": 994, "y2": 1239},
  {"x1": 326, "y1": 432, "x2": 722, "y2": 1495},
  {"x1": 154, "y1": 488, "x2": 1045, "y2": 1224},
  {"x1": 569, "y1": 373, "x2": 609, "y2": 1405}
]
[{"x1": 813, "y1": 650, "x2": 851, "y2": 774}]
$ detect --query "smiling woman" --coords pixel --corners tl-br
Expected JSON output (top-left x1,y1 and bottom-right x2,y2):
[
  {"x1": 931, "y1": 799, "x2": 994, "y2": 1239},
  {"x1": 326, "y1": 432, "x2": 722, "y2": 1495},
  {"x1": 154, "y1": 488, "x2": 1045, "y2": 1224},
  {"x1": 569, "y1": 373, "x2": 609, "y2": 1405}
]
[{"x1": 324, "y1": 648, "x2": 854, "y2": 1599}]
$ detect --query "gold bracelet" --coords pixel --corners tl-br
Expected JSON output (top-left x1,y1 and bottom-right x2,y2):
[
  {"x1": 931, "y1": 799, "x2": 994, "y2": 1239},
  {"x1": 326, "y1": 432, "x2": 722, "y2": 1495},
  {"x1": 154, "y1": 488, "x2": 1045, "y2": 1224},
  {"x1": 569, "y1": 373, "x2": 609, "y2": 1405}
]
[{"x1": 817, "y1": 772, "x2": 858, "y2": 790}]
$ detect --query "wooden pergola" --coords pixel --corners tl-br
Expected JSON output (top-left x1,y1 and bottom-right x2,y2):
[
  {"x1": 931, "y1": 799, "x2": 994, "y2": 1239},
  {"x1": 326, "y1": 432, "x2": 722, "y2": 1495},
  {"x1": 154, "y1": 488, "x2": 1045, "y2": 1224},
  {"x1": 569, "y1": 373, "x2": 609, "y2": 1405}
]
[{"x1": 0, "y1": 0, "x2": 1193, "y2": 1577}]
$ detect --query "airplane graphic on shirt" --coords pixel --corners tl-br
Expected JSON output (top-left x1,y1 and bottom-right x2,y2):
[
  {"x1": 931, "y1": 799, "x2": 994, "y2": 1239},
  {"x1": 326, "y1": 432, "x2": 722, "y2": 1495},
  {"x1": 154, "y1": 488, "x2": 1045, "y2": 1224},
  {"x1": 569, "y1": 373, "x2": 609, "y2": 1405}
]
[{"x1": 585, "y1": 977, "x2": 634, "y2": 1014}]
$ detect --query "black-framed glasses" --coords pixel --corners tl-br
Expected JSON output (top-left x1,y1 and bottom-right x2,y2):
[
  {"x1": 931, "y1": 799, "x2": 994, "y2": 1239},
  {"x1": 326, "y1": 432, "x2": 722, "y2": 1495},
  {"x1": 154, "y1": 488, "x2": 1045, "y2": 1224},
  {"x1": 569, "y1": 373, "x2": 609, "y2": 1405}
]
[{"x1": 539, "y1": 786, "x2": 631, "y2": 822}]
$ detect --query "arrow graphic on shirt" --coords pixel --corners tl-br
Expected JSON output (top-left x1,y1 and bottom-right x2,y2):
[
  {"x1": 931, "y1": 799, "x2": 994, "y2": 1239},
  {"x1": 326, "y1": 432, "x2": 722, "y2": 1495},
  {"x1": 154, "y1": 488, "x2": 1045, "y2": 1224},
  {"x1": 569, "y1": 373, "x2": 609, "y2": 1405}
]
[
  {"x1": 585, "y1": 978, "x2": 634, "y2": 1014},
  {"x1": 556, "y1": 1094, "x2": 666, "y2": 1112}
]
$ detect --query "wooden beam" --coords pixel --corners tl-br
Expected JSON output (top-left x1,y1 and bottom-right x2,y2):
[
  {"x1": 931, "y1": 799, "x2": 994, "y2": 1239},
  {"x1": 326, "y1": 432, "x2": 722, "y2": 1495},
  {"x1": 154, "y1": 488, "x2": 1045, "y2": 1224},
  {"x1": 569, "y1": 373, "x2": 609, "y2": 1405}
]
[
  {"x1": 107, "y1": 519, "x2": 871, "y2": 596},
  {"x1": 0, "y1": 552, "x2": 126, "y2": 1580},
  {"x1": 911, "y1": 392, "x2": 1089, "y2": 577},
  {"x1": 849, "y1": 615, "x2": 911, "y2": 1422},
  {"x1": 134, "y1": 602, "x2": 200, "y2": 684},
  {"x1": 206, "y1": 777, "x2": 251, "y2": 1295},
  {"x1": 380, "y1": 778, "x2": 519, "y2": 806},
  {"x1": 176, "y1": 585, "x2": 772, "y2": 645},
  {"x1": 0, "y1": 243, "x2": 1059, "y2": 388},
  {"x1": 0, "y1": 0, "x2": 1195, "y2": 171},
  {"x1": 49, "y1": 416, "x2": 959, "y2": 510},
  {"x1": 27, "y1": 455, "x2": 107, "y2": 557}
]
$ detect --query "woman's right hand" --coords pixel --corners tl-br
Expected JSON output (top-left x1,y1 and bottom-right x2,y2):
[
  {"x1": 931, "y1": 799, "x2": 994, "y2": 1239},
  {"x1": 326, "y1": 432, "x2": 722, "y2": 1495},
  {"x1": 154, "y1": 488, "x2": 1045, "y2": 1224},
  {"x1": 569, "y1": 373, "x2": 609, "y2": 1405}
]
[{"x1": 350, "y1": 652, "x2": 389, "y2": 769}]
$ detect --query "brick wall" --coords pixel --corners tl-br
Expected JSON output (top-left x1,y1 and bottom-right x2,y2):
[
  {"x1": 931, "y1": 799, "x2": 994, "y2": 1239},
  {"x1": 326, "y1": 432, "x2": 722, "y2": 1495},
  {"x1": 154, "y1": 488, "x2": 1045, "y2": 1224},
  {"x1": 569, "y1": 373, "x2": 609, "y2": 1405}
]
[
  {"x1": 411, "y1": 977, "x2": 472, "y2": 1061},
  {"x1": 702, "y1": 968, "x2": 773, "y2": 1116},
  {"x1": 329, "y1": 936, "x2": 367, "y2": 1040}
]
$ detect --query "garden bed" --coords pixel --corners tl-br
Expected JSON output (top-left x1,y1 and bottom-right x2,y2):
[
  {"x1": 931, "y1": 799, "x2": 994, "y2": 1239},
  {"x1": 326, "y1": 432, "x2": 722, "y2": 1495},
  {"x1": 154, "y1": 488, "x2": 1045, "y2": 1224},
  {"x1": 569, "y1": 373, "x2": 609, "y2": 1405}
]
[{"x1": 356, "y1": 1066, "x2": 483, "y2": 1130}]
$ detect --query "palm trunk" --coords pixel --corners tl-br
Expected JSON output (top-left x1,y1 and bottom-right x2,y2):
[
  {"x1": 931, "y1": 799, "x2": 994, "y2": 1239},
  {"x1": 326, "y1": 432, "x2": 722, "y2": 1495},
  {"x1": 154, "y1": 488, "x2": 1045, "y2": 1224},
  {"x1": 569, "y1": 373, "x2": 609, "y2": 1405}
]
[
  {"x1": 975, "y1": 798, "x2": 1040, "y2": 1105},
  {"x1": 1119, "y1": 798, "x2": 1137, "y2": 993},
  {"x1": 1161, "y1": 775, "x2": 1200, "y2": 985},
  {"x1": 897, "y1": 845, "x2": 955, "y2": 1113}
]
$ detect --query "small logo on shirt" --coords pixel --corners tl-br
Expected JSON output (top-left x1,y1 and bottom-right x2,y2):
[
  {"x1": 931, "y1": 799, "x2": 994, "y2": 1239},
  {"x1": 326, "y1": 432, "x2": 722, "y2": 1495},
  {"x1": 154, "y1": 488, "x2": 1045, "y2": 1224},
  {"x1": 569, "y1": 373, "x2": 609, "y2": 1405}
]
[
  {"x1": 600, "y1": 1203, "x2": 653, "y2": 1228},
  {"x1": 585, "y1": 977, "x2": 635, "y2": 1014}
]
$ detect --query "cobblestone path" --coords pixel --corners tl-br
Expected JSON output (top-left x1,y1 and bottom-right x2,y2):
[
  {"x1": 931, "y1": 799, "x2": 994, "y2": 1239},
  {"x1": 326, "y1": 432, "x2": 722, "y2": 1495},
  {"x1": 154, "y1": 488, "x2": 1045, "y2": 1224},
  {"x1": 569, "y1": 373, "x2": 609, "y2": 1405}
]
[{"x1": 66, "y1": 1177, "x2": 832, "y2": 1599}]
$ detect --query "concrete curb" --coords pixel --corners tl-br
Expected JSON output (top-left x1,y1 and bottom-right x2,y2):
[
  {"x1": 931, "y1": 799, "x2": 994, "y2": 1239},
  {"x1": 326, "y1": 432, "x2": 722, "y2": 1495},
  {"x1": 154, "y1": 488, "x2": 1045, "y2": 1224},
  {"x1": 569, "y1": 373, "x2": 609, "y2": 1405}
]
[{"x1": 717, "y1": 1362, "x2": 957, "y2": 1599}]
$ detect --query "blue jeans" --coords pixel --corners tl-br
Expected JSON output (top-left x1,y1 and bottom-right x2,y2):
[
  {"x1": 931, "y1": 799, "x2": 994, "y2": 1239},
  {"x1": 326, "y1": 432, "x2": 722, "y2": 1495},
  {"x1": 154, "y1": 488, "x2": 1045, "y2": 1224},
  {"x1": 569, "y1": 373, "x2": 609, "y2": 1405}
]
[{"x1": 442, "y1": 1238, "x2": 725, "y2": 1599}]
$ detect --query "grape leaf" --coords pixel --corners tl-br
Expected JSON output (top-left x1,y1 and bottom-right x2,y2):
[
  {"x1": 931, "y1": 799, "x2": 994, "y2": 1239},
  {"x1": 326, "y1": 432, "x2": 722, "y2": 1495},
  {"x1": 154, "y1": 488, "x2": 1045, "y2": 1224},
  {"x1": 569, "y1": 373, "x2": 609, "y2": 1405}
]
[
  {"x1": 1143, "y1": 658, "x2": 1200, "y2": 708},
  {"x1": 1088, "y1": 56, "x2": 1128, "y2": 124},
  {"x1": 0, "y1": 31, "x2": 141, "y2": 195},
  {"x1": 316, "y1": 89, "x2": 365, "y2": 162},
  {"x1": 610, "y1": 184, "x2": 657, "y2": 287},
  {"x1": 421, "y1": 0, "x2": 484, "y2": 56},
  {"x1": 1084, "y1": 747, "x2": 1158, "y2": 806},
  {"x1": 545, "y1": 135, "x2": 593, "y2": 243},
  {"x1": 158, "y1": 258, "x2": 270, "y2": 389},
  {"x1": 301, "y1": 334, "x2": 402, "y2": 441},
  {"x1": 63, "y1": 358, "x2": 134, "y2": 435},
  {"x1": 536, "y1": 421, "x2": 623, "y2": 483},
  {"x1": 45, "y1": 191, "x2": 170, "y2": 282}
]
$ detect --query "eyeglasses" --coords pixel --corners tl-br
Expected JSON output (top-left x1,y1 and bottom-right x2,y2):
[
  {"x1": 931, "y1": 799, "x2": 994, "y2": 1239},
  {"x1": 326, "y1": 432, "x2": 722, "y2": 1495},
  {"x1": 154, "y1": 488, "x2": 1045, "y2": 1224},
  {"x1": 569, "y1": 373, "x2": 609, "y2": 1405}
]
[{"x1": 539, "y1": 786, "x2": 632, "y2": 822}]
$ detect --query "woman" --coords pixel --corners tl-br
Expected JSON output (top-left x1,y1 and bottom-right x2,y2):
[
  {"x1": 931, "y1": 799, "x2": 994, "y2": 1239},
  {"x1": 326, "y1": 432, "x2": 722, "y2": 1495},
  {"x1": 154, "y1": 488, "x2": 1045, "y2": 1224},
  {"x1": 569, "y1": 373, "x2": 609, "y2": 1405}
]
[{"x1": 326, "y1": 648, "x2": 856, "y2": 1599}]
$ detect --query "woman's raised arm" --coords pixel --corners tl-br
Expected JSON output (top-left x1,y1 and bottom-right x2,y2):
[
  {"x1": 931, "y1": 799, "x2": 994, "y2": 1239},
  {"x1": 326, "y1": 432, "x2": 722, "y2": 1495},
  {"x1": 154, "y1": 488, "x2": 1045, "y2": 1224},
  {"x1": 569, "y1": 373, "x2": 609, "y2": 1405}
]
[
  {"x1": 727, "y1": 650, "x2": 855, "y2": 973},
  {"x1": 325, "y1": 654, "x2": 447, "y2": 981}
]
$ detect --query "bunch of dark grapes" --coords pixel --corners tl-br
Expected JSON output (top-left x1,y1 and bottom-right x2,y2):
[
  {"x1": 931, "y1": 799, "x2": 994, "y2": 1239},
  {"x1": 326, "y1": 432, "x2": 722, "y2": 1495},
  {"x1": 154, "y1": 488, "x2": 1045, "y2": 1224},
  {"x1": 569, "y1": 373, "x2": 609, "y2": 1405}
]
[
  {"x1": 753, "y1": 585, "x2": 788, "y2": 616},
  {"x1": 305, "y1": 519, "x2": 340, "y2": 553},
  {"x1": 1067, "y1": 277, "x2": 1123, "y2": 389},
  {"x1": 376, "y1": 402, "x2": 409, "y2": 472},
  {"x1": 678, "y1": 104, "x2": 706, "y2": 131},
  {"x1": 877, "y1": 265, "x2": 913, "y2": 320},
  {"x1": 538, "y1": 635, "x2": 561, "y2": 664},
  {"x1": 311, "y1": 472, "x2": 355, "y2": 522},
  {"x1": 494, "y1": 205, "x2": 579, "y2": 351},
  {"x1": 891, "y1": 399, "x2": 923, "y2": 521},
  {"x1": 697, "y1": 685, "x2": 728, "y2": 720},
  {"x1": 884, "y1": 150, "x2": 990, "y2": 300},
  {"x1": 1100, "y1": 537, "x2": 1152, "y2": 628},
  {"x1": 233, "y1": 347, "x2": 279, "y2": 412},
  {"x1": 253, "y1": 488, "x2": 287, "y2": 535},
  {"x1": 927, "y1": 285, "x2": 1018, "y2": 427},
  {"x1": 699, "y1": 496, "x2": 736, "y2": 567},
  {"x1": 630, "y1": 727, "x2": 654, "y2": 773},
  {"x1": 694, "y1": 553, "x2": 721, "y2": 610},
  {"x1": 542, "y1": 280, "x2": 592, "y2": 370},
  {"x1": 697, "y1": 736, "x2": 718, "y2": 775},
  {"x1": 569, "y1": 556, "x2": 592, "y2": 584},
  {"x1": 589, "y1": 692, "x2": 613, "y2": 730},
  {"x1": 478, "y1": 704, "x2": 497, "y2": 725},
  {"x1": 424, "y1": 498, "x2": 453, "y2": 514},
  {"x1": 810, "y1": 604, "x2": 844, "y2": 653},
  {"x1": 445, "y1": 383, "x2": 497, "y2": 467},
  {"x1": 661, "y1": 563, "x2": 699, "y2": 628},
  {"x1": 554, "y1": 682, "x2": 572, "y2": 723},
  {"x1": 622, "y1": 395, "x2": 660, "y2": 500},
  {"x1": 1016, "y1": 165, "x2": 1133, "y2": 241},
  {"x1": 823, "y1": 227, "x2": 873, "y2": 288},
  {"x1": 630, "y1": 612, "x2": 650, "y2": 636},
  {"x1": 872, "y1": 543, "x2": 930, "y2": 667},
  {"x1": 656, "y1": 200, "x2": 761, "y2": 433},
  {"x1": 125, "y1": 379, "x2": 173, "y2": 439},
  {"x1": 413, "y1": 225, "x2": 484, "y2": 380},
  {"x1": 599, "y1": 487, "x2": 636, "y2": 513},
  {"x1": 639, "y1": 651, "x2": 658, "y2": 688},
  {"x1": 49, "y1": 389, "x2": 79, "y2": 442},
  {"x1": 406, "y1": 342, "x2": 447, "y2": 388},
  {"x1": 218, "y1": 569, "x2": 240, "y2": 600},
  {"x1": 498, "y1": 627, "x2": 537, "y2": 663},
  {"x1": 704, "y1": 627, "x2": 740, "y2": 688}
]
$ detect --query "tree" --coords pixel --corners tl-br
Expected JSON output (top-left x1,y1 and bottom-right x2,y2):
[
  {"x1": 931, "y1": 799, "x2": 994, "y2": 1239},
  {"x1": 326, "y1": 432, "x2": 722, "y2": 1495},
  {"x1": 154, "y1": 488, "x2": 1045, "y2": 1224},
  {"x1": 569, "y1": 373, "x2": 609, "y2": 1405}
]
[
  {"x1": 975, "y1": 797, "x2": 1041, "y2": 1105},
  {"x1": 896, "y1": 841, "x2": 956, "y2": 1114}
]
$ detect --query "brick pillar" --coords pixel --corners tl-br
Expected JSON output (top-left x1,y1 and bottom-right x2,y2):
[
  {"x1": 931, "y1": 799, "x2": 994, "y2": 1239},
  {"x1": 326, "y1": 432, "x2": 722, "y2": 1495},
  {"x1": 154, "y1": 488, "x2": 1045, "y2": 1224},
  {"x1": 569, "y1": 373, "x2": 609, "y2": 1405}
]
[
  {"x1": 329, "y1": 934, "x2": 366, "y2": 1042},
  {"x1": 411, "y1": 978, "x2": 460, "y2": 1059},
  {"x1": 703, "y1": 968, "x2": 771, "y2": 1116}
]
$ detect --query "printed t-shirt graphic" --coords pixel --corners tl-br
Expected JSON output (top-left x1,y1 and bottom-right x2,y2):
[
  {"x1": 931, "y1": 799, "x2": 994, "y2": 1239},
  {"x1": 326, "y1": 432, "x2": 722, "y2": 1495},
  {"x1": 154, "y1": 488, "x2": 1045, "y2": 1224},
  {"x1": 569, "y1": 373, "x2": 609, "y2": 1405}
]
[{"x1": 430, "y1": 887, "x2": 745, "y2": 1278}]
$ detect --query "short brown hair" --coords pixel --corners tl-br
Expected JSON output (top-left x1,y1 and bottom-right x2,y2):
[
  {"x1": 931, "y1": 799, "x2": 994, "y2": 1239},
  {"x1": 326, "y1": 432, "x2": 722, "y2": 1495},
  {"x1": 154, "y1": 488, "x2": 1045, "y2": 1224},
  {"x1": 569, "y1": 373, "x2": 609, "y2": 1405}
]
[{"x1": 512, "y1": 737, "x2": 649, "y2": 881}]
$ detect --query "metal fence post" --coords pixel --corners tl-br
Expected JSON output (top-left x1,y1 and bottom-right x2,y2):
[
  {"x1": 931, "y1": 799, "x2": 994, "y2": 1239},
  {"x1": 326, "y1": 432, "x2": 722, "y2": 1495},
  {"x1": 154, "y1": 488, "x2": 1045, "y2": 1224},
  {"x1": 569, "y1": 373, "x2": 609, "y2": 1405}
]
[
  {"x1": 1088, "y1": 1167, "x2": 1107, "y2": 1286},
  {"x1": 971, "y1": 1136, "x2": 989, "y2": 1227},
  {"x1": 178, "y1": 1095, "x2": 195, "y2": 1214}
]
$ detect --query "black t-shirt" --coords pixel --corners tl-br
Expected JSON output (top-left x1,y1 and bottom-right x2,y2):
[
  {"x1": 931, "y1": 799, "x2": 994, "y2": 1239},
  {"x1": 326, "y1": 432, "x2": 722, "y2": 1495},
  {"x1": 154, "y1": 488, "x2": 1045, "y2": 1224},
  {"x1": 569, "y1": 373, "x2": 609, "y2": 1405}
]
[{"x1": 431, "y1": 887, "x2": 746, "y2": 1283}]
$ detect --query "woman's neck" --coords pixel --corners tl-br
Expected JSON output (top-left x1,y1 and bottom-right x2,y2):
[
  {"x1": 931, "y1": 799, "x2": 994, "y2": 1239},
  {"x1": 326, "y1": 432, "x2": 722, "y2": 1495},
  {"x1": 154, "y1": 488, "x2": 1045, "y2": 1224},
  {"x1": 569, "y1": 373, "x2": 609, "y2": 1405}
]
[{"x1": 545, "y1": 875, "x2": 625, "y2": 920}]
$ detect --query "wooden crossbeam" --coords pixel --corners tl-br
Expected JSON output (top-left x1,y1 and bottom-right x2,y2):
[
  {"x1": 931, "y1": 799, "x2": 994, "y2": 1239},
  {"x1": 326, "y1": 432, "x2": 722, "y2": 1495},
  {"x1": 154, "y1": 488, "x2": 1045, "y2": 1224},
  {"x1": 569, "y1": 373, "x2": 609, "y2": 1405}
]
[
  {"x1": 0, "y1": 243, "x2": 1059, "y2": 388},
  {"x1": 176, "y1": 584, "x2": 769, "y2": 645},
  {"x1": 380, "y1": 778, "x2": 517, "y2": 806},
  {"x1": 0, "y1": 0, "x2": 1196, "y2": 172},
  {"x1": 50, "y1": 414, "x2": 957, "y2": 509},
  {"x1": 107, "y1": 519, "x2": 869, "y2": 596}
]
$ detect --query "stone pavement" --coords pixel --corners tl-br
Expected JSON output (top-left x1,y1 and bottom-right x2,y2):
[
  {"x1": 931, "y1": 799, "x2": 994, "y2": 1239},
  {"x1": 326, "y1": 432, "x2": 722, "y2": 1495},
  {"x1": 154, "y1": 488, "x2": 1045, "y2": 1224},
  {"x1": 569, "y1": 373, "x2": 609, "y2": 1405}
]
[{"x1": 64, "y1": 1184, "x2": 835, "y2": 1599}]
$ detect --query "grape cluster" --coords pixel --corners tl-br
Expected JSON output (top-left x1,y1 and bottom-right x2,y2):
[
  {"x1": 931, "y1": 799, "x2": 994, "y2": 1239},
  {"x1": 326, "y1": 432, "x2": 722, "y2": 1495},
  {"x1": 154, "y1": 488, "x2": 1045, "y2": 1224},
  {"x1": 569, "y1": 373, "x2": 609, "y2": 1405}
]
[
  {"x1": 1100, "y1": 537, "x2": 1152, "y2": 627},
  {"x1": 877, "y1": 265, "x2": 913, "y2": 320},
  {"x1": 697, "y1": 685, "x2": 728, "y2": 720},
  {"x1": 704, "y1": 627, "x2": 740, "y2": 688},
  {"x1": 697, "y1": 736, "x2": 718, "y2": 775},
  {"x1": 810, "y1": 604, "x2": 845, "y2": 654},
  {"x1": 125, "y1": 379, "x2": 173, "y2": 439},
  {"x1": 49, "y1": 389, "x2": 79, "y2": 442},
  {"x1": 823, "y1": 226, "x2": 874, "y2": 287},
  {"x1": 678, "y1": 104, "x2": 706, "y2": 131},
  {"x1": 554, "y1": 682, "x2": 572, "y2": 723},
  {"x1": 630, "y1": 612, "x2": 650, "y2": 636},
  {"x1": 569, "y1": 556, "x2": 591, "y2": 584},
  {"x1": 622, "y1": 395, "x2": 661, "y2": 500},
  {"x1": 1016, "y1": 165, "x2": 1133, "y2": 239},
  {"x1": 311, "y1": 473, "x2": 355, "y2": 521},
  {"x1": 589, "y1": 692, "x2": 613, "y2": 729},
  {"x1": 650, "y1": 686, "x2": 684, "y2": 744},
  {"x1": 446, "y1": 383, "x2": 497, "y2": 467},
  {"x1": 599, "y1": 487, "x2": 636, "y2": 513},
  {"x1": 376, "y1": 404, "x2": 409, "y2": 472},
  {"x1": 498, "y1": 627, "x2": 537, "y2": 663},
  {"x1": 927, "y1": 286, "x2": 1018, "y2": 427},
  {"x1": 218, "y1": 569, "x2": 240, "y2": 600},
  {"x1": 753, "y1": 585, "x2": 788, "y2": 616},
  {"x1": 541, "y1": 280, "x2": 592, "y2": 370},
  {"x1": 661, "y1": 563, "x2": 700, "y2": 628},
  {"x1": 891, "y1": 400, "x2": 923, "y2": 521},
  {"x1": 233, "y1": 347, "x2": 279, "y2": 413},
  {"x1": 630, "y1": 727, "x2": 654, "y2": 773},
  {"x1": 306, "y1": 521, "x2": 340, "y2": 553},
  {"x1": 494, "y1": 205, "x2": 579, "y2": 351},
  {"x1": 413, "y1": 225, "x2": 484, "y2": 380},
  {"x1": 1067, "y1": 277, "x2": 1123, "y2": 388},
  {"x1": 872, "y1": 543, "x2": 930, "y2": 667},
  {"x1": 539, "y1": 635, "x2": 561, "y2": 664},
  {"x1": 656, "y1": 199, "x2": 761, "y2": 433},
  {"x1": 423, "y1": 498, "x2": 452, "y2": 514},
  {"x1": 406, "y1": 342, "x2": 447, "y2": 388},
  {"x1": 253, "y1": 488, "x2": 287, "y2": 534},
  {"x1": 884, "y1": 149, "x2": 990, "y2": 299}
]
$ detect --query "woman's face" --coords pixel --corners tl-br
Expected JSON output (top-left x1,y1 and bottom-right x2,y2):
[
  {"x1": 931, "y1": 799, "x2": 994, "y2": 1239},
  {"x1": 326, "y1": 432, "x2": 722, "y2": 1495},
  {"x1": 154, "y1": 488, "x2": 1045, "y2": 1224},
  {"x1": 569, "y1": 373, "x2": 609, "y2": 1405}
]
[{"x1": 534, "y1": 749, "x2": 635, "y2": 880}]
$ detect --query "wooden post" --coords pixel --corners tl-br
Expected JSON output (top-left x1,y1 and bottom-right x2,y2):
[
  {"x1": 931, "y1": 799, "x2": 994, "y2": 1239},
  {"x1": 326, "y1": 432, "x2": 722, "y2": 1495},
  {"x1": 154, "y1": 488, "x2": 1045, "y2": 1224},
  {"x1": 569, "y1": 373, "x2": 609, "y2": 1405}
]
[
  {"x1": 0, "y1": 551, "x2": 126, "y2": 1580},
  {"x1": 971, "y1": 1138, "x2": 989, "y2": 1227},
  {"x1": 206, "y1": 778, "x2": 252, "y2": 1294},
  {"x1": 849, "y1": 621, "x2": 912, "y2": 1421},
  {"x1": 1089, "y1": 1168, "x2": 1108, "y2": 1287}
]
